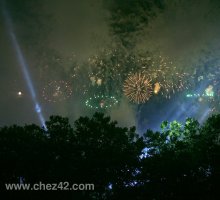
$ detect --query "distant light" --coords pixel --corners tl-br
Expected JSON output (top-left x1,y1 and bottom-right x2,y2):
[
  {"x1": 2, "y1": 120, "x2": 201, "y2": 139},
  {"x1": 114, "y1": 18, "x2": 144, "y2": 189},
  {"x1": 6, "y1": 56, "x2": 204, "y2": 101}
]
[
  {"x1": 186, "y1": 94, "x2": 193, "y2": 97},
  {"x1": 17, "y1": 91, "x2": 22, "y2": 96},
  {"x1": 35, "y1": 104, "x2": 41, "y2": 113},
  {"x1": 205, "y1": 85, "x2": 214, "y2": 97},
  {"x1": 97, "y1": 78, "x2": 102, "y2": 86},
  {"x1": 3, "y1": 5, "x2": 46, "y2": 128},
  {"x1": 108, "y1": 183, "x2": 113, "y2": 190},
  {"x1": 186, "y1": 92, "x2": 214, "y2": 98},
  {"x1": 154, "y1": 82, "x2": 161, "y2": 94}
]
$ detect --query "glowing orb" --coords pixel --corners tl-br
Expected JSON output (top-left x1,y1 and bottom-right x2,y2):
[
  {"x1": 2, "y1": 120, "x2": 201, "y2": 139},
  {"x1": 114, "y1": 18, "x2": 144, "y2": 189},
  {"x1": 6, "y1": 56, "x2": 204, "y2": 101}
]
[
  {"x1": 97, "y1": 78, "x2": 102, "y2": 86},
  {"x1": 17, "y1": 91, "x2": 22, "y2": 96},
  {"x1": 123, "y1": 73, "x2": 153, "y2": 104},
  {"x1": 42, "y1": 80, "x2": 72, "y2": 102},
  {"x1": 154, "y1": 82, "x2": 161, "y2": 94},
  {"x1": 85, "y1": 95, "x2": 118, "y2": 109},
  {"x1": 205, "y1": 85, "x2": 214, "y2": 97}
]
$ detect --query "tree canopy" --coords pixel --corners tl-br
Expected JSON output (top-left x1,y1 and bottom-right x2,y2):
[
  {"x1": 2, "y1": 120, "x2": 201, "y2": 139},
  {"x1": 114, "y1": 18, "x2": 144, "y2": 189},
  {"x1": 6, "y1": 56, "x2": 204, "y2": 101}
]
[{"x1": 0, "y1": 113, "x2": 219, "y2": 199}]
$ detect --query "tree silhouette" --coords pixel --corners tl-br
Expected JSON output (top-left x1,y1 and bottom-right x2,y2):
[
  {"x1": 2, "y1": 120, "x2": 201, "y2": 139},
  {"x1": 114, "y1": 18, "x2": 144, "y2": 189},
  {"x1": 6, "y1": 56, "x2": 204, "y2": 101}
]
[{"x1": 0, "y1": 113, "x2": 219, "y2": 199}]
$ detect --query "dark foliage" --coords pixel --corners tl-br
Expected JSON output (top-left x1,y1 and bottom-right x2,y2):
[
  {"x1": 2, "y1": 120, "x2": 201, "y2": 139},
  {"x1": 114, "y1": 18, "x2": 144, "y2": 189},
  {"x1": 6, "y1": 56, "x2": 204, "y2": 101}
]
[{"x1": 0, "y1": 113, "x2": 219, "y2": 199}]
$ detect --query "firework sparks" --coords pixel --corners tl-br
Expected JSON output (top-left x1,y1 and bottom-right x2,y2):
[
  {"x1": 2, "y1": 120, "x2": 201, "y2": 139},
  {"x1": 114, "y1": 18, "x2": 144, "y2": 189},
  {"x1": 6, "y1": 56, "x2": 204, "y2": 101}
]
[
  {"x1": 148, "y1": 55, "x2": 190, "y2": 98},
  {"x1": 42, "y1": 80, "x2": 72, "y2": 102},
  {"x1": 70, "y1": 49, "x2": 190, "y2": 100},
  {"x1": 123, "y1": 52, "x2": 190, "y2": 98},
  {"x1": 123, "y1": 73, "x2": 153, "y2": 104},
  {"x1": 85, "y1": 95, "x2": 118, "y2": 109},
  {"x1": 154, "y1": 82, "x2": 161, "y2": 94}
]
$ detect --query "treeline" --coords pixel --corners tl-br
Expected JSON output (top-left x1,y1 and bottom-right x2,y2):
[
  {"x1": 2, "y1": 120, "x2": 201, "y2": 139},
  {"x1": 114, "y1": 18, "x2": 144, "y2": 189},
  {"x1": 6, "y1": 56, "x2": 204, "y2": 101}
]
[{"x1": 0, "y1": 113, "x2": 219, "y2": 199}]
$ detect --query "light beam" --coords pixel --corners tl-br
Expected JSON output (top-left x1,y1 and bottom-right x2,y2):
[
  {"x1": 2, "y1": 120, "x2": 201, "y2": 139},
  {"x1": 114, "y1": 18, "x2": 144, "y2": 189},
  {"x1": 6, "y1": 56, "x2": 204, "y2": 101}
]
[{"x1": 1, "y1": 2, "x2": 46, "y2": 128}]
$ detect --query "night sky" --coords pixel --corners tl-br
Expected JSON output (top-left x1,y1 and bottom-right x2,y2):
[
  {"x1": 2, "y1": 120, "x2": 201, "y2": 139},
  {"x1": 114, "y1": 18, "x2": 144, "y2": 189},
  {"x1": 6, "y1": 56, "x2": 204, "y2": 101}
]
[{"x1": 1, "y1": 0, "x2": 220, "y2": 133}]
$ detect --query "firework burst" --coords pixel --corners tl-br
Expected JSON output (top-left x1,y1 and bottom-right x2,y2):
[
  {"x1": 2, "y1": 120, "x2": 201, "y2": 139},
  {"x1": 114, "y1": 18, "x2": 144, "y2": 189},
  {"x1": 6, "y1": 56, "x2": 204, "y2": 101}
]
[
  {"x1": 84, "y1": 48, "x2": 128, "y2": 97},
  {"x1": 122, "y1": 52, "x2": 190, "y2": 98},
  {"x1": 70, "y1": 49, "x2": 190, "y2": 100},
  {"x1": 123, "y1": 73, "x2": 153, "y2": 104},
  {"x1": 42, "y1": 80, "x2": 72, "y2": 102},
  {"x1": 147, "y1": 55, "x2": 190, "y2": 98}
]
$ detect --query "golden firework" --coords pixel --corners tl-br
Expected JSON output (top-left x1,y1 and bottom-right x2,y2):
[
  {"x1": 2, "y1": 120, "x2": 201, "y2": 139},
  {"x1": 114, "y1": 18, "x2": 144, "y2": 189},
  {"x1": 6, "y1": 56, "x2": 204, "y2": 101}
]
[
  {"x1": 123, "y1": 73, "x2": 153, "y2": 104},
  {"x1": 154, "y1": 82, "x2": 161, "y2": 94},
  {"x1": 148, "y1": 55, "x2": 190, "y2": 98}
]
